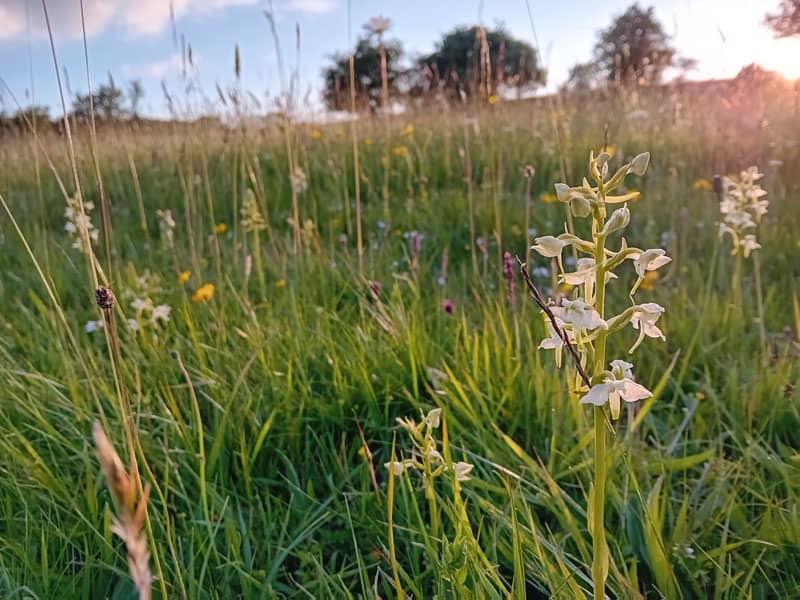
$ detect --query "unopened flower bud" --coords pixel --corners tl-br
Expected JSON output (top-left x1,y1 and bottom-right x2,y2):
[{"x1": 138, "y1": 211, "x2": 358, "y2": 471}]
[
  {"x1": 570, "y1": 194, "x2": 592, "y2": 218},
  {"x1": 554, "y1": 182, "x2": 571, "y2": 203},
  {"x1": 629, "y1": 152, "x2": 650, "y2": 176},
  {"x1": 601, "y1": 205, "x2": 630, "y2": 235}
]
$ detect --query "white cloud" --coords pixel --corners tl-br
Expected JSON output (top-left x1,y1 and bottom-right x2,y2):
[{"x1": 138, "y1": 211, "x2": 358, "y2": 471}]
[
  {"x1": 283, "y1": 0, "x2": 336, "y2": 15},
  {"x1": 0, "y1": 0, "x2": 337, "y2": 41},
  {"x1": 123, "y1": 53, "x2": 184, "y2": 79}
]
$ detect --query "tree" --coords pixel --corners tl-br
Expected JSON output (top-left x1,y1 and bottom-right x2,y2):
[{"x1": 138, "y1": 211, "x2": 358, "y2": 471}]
[
  {"x1": 765, "y1": 0, "x2": 800, "y2": 37},
  {"x1": 72, "y1": 82, "x2": 126, "y2": 122},
  {"x1": 593, "y1": 4, "x2": 676, "y2": 86},
  {"x1": 562, "y1": 61, "x2": 599, "y2": 93},
  {"x1": 416, "y1": 26, "x2": 545, "y2": 101},
  {"x1": 128, "y1": 80, "x2": 144, "y2": 119},
  {"x1": 322, "y1": 26, "x2": 404, "y2": 112}
]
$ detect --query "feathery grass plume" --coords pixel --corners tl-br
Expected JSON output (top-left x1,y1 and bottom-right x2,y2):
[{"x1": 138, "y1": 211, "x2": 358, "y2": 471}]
[
  {"x1": 92, "y1": 420, "x2": 152, "y2": 600},
  {"x1": 241, "y1": 188, "x2": 267, "y2": 299}
]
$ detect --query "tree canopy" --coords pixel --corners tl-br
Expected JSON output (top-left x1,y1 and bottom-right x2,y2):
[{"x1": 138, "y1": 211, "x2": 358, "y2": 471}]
[
  {"x1": 322, "y1": 32, "x2": 404, "y2": 112},
  {"x1": 415, "y1": 26, "x2": 545, "y2": 100},
  {"x1": 72, "y1": 82, "x2": 126, "y2": 122},
  {"x1": 593, "y1": 4, "x2": 676, "y2": 86},
  {"x1": 765, "y1": 0, "x2": 800, "y2": 38}
]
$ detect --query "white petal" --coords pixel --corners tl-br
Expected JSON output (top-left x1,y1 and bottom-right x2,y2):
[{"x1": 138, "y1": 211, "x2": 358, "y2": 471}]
[
  {"x1": 453, "y1": 461, "x2": 474, "y2": 481},
  {"x1": 621, "y1": 379, "x2": 651, "y2": 402},
  {"x1": 580, "y1": 383, "x2": 613, "y2": 406},
  {"x1": 610, "y1": 359, "x2": 634, "y2": 376},
  {"x1": 384, "y1": 461, "x2": 405, "y2": 476}
]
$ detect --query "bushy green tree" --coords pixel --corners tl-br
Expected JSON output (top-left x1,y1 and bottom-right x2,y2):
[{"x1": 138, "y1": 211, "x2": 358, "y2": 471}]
[
  {"x1": 416, "y1": 26, "x2": 545, "y2": 100},
  {"x1": 72, "y1": 81, "x2": 126, "y2": 122},
  {"x1": 765, "y1": 0, "x2": 800, "y2": 37},
  {"x1": 322, "y1": 30, "x2": 404, "y2": 112},
  {"x1": 593, "y1": 4, "x2": 676, "y2": 86}
]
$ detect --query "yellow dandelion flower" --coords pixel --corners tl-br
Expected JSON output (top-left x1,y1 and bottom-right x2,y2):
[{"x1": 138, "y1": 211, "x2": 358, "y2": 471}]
[
  {"x1": 364, "y1": 138, "x2": 374, "y2": 146},
  {"x1": 639, "y1": 270, "x2": 660, "y2": 291},
  {"x1": 693, "y1": 178, "x2": 712, "y2": 191},
  {"x1": 402, "y1": 124, "x2": 414, "y2": 137},
  {"x1": 539, "y1": 192, "x2": 558, "y2": 204},
  {"x1": 392, "y1": 145, "x2": 409, "y2": 157},
  {"x1": 191, "y1": 283, "x2": 215, "y2": 303},
  {"x1": 178, "y1": 270, "x2": 191, "y2": 284},
  {"x1": 695, "y1": 391, "x2": 706, "y2": 400},
  {"x1": 488, "y1": 94, "x2": 499, "y2": 105},
  {"x1": 311, "y1": 129, "x2": 322, "y2": 140},
  {"x1": 213, "y1": 222, "x2": 227, "y2": 234},
  {"x1": 335, "y1": 128, "x2": 345, "y2": 137},
  {"x1": 275, "y1": 279, "x2": 286, "y2": 288}
]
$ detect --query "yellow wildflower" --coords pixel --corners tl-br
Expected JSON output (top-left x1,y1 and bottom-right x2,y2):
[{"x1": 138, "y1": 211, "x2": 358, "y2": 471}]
[
  {"x1": 213, "y1": 222, "x2": 227, "y2": 234},
  {"x1": 392, "y1": 145, "x2": 408, "y2": 157},
  {"x1": 311, "y1": 129, "x2": 322, "y2": 140},
  {"x1": 695, "y1": 391, "x2": 706, "y2": 400},
  {"x1": 335, "y1": 128, "x2": 345, "y2": 137},
  {"x1": 559, "y1": 283, "x2": 574, "y2": 296},
  {"x1": 191, "y1": 283, "x2": 215, "y2": 303},
  {"x1": 402, "y1": 124, "x2": 414, "y2": 137},
  {"x1": 539, "y1": 192, "x2": 558, "y2": 204},
  {"x1": 639, "y1": 270, "x2": 660, "y2": 291},
  {"x1": 364, "y1": 138, "x2": 374, "y2": 146},
  {"x1": 488, "y1": 94, "x2": 498, "y2": 105},
  {"x1": 178, "y1": 270, "x2": 191, "y2": 285},
  {"x1": 692, "y1": 178, "x2": 712, "y2": 191},
  {"x1": 275, "y1": 279, "x2": 286, "y2": 288}
]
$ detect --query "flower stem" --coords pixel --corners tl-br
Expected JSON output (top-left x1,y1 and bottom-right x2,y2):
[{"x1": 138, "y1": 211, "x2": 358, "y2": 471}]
[
  {"x1": 592, "y1": 405, "x2": 608, "y2": 600},
  {"x1": 753, "y1": 250, "x2": 767, "y2": 366},
  {"x1": 591, "y1": 222, "x2": 609, "y2": 598}
]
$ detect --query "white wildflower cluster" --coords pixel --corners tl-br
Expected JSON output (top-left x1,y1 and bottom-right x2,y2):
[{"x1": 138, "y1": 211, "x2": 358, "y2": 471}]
[
  {"x1": 290, "y1": 167, "x2": 308, "y2": 194},
  {"x1": 532, "y1": 150, "x2": 670, "y2": 419},
  {"x1": 64, "y1": 196, "x2": 99, "y2": 253},
  {"x1": 86, "y1": 271, "x2": 171, "y2": 334},
  {"x1": 718, "y1": 166, "x2": 768, "y2": 257},
  {"x1": 384, "y1": 408, "x2": 473, "y2": 482}
]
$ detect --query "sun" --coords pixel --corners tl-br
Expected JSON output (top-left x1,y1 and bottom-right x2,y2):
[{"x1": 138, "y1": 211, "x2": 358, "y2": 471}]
[{"x1": 758, "y1": 37, "x2": 800, "y2": 80}]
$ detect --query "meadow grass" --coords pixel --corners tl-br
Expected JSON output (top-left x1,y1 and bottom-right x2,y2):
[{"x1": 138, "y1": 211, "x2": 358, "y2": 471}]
[{"x1": 0, "y1": 86, "x2": 799, "y2": 598}]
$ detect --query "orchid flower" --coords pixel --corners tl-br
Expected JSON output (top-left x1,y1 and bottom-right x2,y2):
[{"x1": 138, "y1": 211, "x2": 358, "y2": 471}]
[{"x1": 579, "y1": 359, "x2": 651, "y2": 419}]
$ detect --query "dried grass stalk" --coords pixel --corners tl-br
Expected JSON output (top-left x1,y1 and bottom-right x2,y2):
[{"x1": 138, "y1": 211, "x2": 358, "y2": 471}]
[{"x1": 93, "y1": 420, "x2": 152, "y2": 600}]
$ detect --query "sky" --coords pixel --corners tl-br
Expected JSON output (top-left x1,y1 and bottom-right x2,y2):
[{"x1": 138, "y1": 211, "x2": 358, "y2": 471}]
[{"x1": 0, "y1": 0, "x2": 798, "y2": 119}]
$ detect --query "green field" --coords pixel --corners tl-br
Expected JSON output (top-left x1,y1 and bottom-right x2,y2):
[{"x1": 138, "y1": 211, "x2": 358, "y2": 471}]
[{"x1": 1, "y1": 84, "x2": 799, "y2": 598}]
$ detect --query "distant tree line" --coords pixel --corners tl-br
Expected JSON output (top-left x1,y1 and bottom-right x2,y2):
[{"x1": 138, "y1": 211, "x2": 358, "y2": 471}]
[
  {"x1": 322, "y1": 21, "x2": 546, "y2": 112},
  {"x1": 0, "y1": 77, "x2": 144, "y2": 134}
]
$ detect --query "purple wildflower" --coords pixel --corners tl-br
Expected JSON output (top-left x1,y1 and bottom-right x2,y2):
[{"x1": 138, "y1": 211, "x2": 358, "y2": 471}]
[{"x1": 503, "y1": 251, "x2": 515, "y2": 304}]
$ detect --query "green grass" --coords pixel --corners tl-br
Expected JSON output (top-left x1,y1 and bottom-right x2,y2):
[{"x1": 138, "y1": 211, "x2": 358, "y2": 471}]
[{"x1": 0, "y1": 90, "x2": 799, "y2": 598}]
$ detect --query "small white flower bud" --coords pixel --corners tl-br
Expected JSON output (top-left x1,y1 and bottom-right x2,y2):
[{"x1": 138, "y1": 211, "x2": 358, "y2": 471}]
[
  {"x1": 554, "y1": 183, "x2": 571, "y2": 203},
  {"x1": 601, "y1": 205, "x2": 630, "y2": 236},
  {"x1": 570, "y1": 194, "x2": 592, "y2": 218},
  {"x1": 629, "y1": 152, "x2": 650, "y2": 176}
]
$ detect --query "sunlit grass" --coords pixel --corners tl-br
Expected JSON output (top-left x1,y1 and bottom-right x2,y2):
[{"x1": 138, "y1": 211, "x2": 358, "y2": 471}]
[{"x1": 0, "y1": 87, "x2": 798, "y2": 598}]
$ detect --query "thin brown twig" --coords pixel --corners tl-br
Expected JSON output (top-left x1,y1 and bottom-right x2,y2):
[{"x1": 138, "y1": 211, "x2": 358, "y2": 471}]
[{"x1": 517, "y1": 256, "x2": 592, "y2": 387}]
